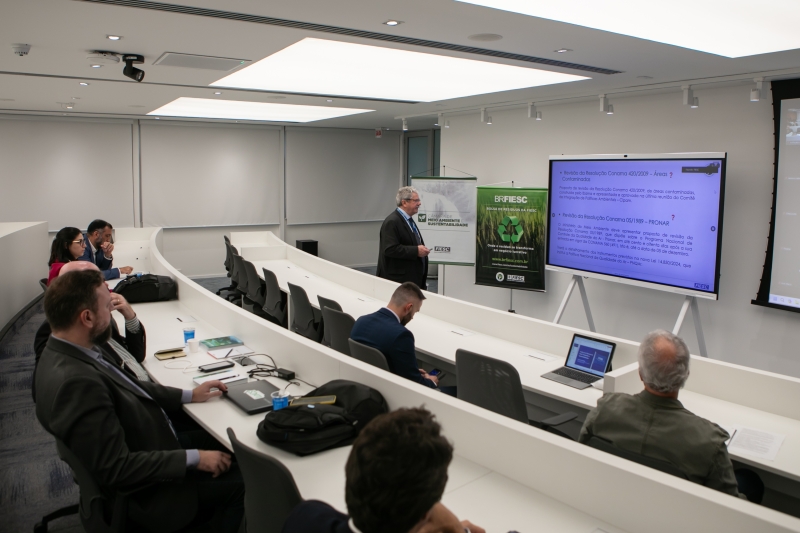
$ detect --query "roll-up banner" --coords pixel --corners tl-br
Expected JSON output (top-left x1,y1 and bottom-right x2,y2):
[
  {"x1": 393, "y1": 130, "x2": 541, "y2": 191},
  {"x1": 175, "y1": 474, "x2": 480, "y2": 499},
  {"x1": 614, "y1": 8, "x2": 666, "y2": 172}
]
[
  {"x1": 475, "y1": 186, "x2": 547, "y2": 291},
  {"x1": 411, "y1": 177, "x2": 477, "y2": 265}
]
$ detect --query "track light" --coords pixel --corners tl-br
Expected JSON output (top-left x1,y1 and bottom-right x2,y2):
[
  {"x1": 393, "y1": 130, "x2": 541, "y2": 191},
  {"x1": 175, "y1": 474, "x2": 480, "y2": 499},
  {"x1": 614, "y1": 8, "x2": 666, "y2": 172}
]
[
  {"x1": 535, "y1": 111, "x2": 542, "y2": 120},
  {"x1": 599, "y1": 94, "x2": 613, "y2": 114},
  {"x1": 402, "y1": 118, "x2": 408, "y2": 131},
  {"x1": 445, "y1": 120, "x2": 450, "y2": 129},
  {"x1": 690, "y1": 97, "x2": 699, "y2": 109},
  {"x1": 481, "y1": 108, "x2": 487, "y2": 123},
  {"x1": 122, "y1": 54, "x2": 145, "y2": 82},
  {"x1": 435, "y1": 113, "x2": 442, "y2": 126},
  {"x1": 486, "y1": 115, "x2": 493, "y2": 125},
  {"x1": 751, "y1": 77, "x2": 764, "y2": 102},
  {"x1": 682, "y1": 85, "x2": 695, "y2": 106},
  {"x1": 528, "y1": 102, "x2": 543, "y2": 121}
]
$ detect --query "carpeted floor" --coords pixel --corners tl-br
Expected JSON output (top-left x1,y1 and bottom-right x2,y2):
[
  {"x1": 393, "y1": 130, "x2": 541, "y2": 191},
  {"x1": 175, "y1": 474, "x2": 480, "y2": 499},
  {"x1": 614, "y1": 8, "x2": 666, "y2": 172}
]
[{"x1": 0, "y1": 299, "x2": 83, "y2": 533}]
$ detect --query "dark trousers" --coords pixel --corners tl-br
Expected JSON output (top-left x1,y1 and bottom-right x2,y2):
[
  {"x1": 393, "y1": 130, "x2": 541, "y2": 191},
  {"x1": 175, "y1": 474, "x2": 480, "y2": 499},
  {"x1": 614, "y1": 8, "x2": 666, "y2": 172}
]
[
  {"x1": 178, "y1": 429, "x2": 245, "y2": 533},
  {"x1": 735, "y1": 468, "x2": 765, "y2": 504}
]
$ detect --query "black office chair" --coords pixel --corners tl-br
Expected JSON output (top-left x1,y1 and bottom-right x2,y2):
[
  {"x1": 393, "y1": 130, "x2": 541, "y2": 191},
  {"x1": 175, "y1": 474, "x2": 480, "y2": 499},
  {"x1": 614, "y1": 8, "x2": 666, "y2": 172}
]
[
  {"x1": 262, "y1": 268, "x2": 287, "y2": 328},
  {"x1": 455, "y1": 349, "x2": 578, "y2": 439},
  {"x1": 53, "y1": 439, "x2": 140, "y2": 533},
  {"x1": 585, "y1": 435, "x2": 689, "y2": 480},
  {"x1": 242, "y1": 260, "x2": 268, "y2": 316},
  {"x1": 221, "y1": 244, "x2": 242, "y2": 303},
  {"x1": 216, "y1": 237, "x2": 235, "y2": 296},
  {"x1": 227, "y1": 428, "x2": 303, "y2": 533},
  {"x1": 348, "y1": 339, "x2": 390, "y2": 371},
  {"x1": 316, "y1": 296, "x2": 342, "y2": 347},
  {"x1": 323, "y1": 308, "x2": 355, "y2": 356},
  {"x1": 231, "y1": 255, "x2": 250, "y2": 307},
  {"x1": 287, "y1": 283, "x2": 323, "y2": 342}
]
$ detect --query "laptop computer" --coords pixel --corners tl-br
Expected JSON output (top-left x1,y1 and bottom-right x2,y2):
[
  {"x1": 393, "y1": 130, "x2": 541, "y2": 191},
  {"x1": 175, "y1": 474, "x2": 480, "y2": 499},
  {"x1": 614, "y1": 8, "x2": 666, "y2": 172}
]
[
  {"x1": 224, "y1": 379, "x2": 280, "y2": 415},
  {"x1": 541, "y1": 334, "x2": 616, "y2": 390}
]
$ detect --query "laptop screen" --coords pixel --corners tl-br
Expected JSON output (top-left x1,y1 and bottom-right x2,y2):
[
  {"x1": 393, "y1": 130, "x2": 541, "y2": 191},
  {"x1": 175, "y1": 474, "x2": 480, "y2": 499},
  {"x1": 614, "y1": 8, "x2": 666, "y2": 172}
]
[{"x1": 565, "y1": 334, "x2": 616, "y2": 377}]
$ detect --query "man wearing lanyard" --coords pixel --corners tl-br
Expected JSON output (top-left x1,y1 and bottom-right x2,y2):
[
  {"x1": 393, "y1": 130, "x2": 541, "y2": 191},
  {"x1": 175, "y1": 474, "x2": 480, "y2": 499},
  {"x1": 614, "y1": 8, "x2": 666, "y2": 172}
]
[{"x1": 377, "y1": 186, "x2": 430, "y2": 290}]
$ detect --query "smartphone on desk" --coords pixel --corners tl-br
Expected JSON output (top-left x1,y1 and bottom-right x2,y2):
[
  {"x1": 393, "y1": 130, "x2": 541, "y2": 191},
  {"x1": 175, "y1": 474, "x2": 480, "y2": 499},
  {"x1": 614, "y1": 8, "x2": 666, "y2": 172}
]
[{"x1": 199, "y1": 361, "x2": 235, "y2": 373}]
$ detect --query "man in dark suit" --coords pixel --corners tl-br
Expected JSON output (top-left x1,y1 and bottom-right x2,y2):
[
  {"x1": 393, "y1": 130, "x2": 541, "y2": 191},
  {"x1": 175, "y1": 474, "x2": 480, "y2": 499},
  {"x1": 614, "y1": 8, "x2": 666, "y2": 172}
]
[
  {"x1": 35, "y1": 269, "x2": 244, "y2": 532},
  {"x1": 282, "y1": 408, "x2": 484, "y2": 533},
  {"x1": 350, "y1": 282, "x2": 438, "y2": 389},
  {"x1": 377, "y1": 186, "x2": 430, "y2": 289},
  {"x1": 78, "y1": 219, "x2": 133, "y2": 280}
]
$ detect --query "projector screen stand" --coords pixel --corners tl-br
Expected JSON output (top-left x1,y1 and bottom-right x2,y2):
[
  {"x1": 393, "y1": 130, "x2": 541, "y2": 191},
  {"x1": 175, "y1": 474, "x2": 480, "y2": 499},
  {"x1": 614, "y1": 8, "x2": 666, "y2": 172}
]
[
  {"x1": 672, "y1": 295, "x2": 708, "y2": 358},
  {"x1": 553, "y1": 275, "x2": 596, "y2": 332}
]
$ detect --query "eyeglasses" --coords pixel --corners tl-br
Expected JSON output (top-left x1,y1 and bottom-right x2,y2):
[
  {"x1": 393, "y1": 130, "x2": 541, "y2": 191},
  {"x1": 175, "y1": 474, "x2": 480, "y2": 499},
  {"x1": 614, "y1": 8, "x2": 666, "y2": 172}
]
[{"x1": 72, "y1": 239, "x2": 85, "y2": 245}]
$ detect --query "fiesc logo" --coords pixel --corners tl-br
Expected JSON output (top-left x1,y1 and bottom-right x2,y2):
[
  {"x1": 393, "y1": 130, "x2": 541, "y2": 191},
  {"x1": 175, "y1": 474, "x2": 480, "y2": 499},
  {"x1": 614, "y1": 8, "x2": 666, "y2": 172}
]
[{"x1": 433, "y1": 246, "x2": 451, "y2": 253}]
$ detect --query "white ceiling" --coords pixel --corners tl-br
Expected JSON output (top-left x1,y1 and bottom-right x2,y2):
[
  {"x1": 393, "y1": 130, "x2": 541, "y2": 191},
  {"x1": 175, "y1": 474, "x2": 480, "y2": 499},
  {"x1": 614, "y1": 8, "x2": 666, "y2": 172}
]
[{"x1": 2, "y1": 0, "x2": 800, "y2": 130}]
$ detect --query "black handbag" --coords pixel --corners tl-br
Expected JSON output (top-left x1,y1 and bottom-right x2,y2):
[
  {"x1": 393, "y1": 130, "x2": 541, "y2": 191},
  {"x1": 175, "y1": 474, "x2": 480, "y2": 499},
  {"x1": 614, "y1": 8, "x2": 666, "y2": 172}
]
[
  {"x1": 256, "y1": 380, "x2": 388, "y2": 456},
  {"x1": 113, "y1": 274, "x2": 178, "y2": 303}
]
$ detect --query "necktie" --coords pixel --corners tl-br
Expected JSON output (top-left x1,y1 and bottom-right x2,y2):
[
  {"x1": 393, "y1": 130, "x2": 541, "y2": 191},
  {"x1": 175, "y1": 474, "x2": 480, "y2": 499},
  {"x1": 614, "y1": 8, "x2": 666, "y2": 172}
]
[{"x1": 408, "y1": 217, "x2": 421, "y2": 245}]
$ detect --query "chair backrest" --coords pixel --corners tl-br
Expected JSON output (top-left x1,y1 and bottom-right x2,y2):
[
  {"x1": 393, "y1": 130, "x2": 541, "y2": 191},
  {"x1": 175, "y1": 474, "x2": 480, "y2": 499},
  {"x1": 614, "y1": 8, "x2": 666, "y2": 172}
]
[
  {"x1": 456, "y1": 349, "x2": 528, "y2": 424},
  {"x1": 324, "y1": 308, "x2": 355, "y2": 356},
  {"x1": 228, "y1": 245, "x2": 241, "y2": 288},
  {"x1": 262, "y1": 268, "x2": 286, "y2": 325},
  {"x1": 317, "y1": 296, "x2": 342, "y2": 346},
  {"x1": 243, "y1": 260, "x2": 266, "y2": 306},
  {"x1": 585, "y1": 435, "x2": 689, "y2": 480},
  {"x1": 223, "y1": 238, "x2": 233, "y2": 274},
  {"x1": 227, "y1": 428, "x2": 303, "y2": 533},
  {"x1": 348, "y1": 339, "x2": 390, "y2": 371},
  {"x1": 39, "y1": 278, "x2": 48, "y2": 292},
  {"x1": 55, "y1": 439, "x2": 126, "y2": 532},
  {"x1": 232, "y1": 254, "x2": 249, "y2": 295},
  {"x1": 287, "y1": 283, "x2": 320, "y2": 340}
]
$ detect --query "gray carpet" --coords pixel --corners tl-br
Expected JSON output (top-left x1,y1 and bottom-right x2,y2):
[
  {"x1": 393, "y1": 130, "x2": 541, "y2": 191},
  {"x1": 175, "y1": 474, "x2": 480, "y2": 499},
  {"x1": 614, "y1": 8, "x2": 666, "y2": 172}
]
[{"x1": 0, "y1": 300, "x2": 83, "y2": 533}]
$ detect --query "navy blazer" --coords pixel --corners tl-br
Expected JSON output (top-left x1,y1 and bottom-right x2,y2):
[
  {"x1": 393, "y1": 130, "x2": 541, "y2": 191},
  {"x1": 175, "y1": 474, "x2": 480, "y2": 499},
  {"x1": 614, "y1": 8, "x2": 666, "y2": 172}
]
[
  {"x1": 350, "y1": 308, "x2": 436, "y2": 388},
  {"x1": 78, "y1": 234, "x2": 119, "y2": 280},
  {"x1": 281, "y1": 501, "x2": 352, "y2": 533}
]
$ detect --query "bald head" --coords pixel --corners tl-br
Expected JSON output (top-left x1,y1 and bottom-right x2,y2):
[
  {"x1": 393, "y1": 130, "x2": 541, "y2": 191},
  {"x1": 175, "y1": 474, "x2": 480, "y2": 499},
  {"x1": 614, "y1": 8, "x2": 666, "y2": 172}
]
[
  {"x1": 59, "y1": 261, "x2": 100, "y2": 276},
  {"x1": 638, "y1": 330, "x2": 690, "y2": 395}
]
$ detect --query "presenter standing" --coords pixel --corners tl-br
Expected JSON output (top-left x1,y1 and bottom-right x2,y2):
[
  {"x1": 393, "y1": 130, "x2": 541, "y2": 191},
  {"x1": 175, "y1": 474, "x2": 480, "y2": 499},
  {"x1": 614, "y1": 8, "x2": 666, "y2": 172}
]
[{"x1": 377, "y1": 186, "x2": 430, "y2": 290}]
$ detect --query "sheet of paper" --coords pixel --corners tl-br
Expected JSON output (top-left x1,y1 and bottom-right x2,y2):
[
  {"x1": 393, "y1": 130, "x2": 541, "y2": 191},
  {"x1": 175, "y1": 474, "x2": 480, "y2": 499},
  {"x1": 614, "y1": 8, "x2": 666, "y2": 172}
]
[
  {"x1": 192, "y1": 370, "x2": 246, "y2": 385},
  {"x1": 727, "y1": 427, "x2": 786, "y2": 461},
  {"x1": 208, "y1": 345, "x2": 254, "y2": 359},
  {"x1": 175, "y1": 314, "x2": 197, "y2": 323},
  {"x1": 528, "y1": 352, "x2": 557, "y2": 362}
]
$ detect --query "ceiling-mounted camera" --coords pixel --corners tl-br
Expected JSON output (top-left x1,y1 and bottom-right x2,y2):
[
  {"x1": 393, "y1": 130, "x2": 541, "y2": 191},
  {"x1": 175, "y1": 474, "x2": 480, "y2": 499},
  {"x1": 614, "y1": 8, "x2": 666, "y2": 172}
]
[{"x1": 121, "y1": 54, "x2": 145, "y2": 82}]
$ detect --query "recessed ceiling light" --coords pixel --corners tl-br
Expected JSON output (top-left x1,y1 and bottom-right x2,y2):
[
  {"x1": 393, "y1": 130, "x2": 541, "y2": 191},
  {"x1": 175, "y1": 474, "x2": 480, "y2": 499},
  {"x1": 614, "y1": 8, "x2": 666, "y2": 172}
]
[
  {"x1": 211, "y1": 37, "x2": 588, "y2": 102},
  {"x1": 91, "y1": 64, "x2": 103, "y2": 68},
  {"x1": 71, "y1": 97, "x2": 80, "y2": 100},
  {"x1": 214, "y1": 91, "x2": 222, "y2": 95},
  {"x1": 148, "y1": 97, "x2": 374, "y2": 123},
  {"x1": 455, "y1": 0, "x2": 800, "y2": 57},
  {"x1": 155, "y1": 117, "x2": 160, "y2": 119},
  {"x1": 383, "y1": 20, "x2": 402, "y2": 26},
  {"x1": 554, "y1": 48, "x2": 572, "y2": 53},
  {"x1": 468, "y1": 33, "x2": 503, "y2": 42},
  {"x1": 107, "y1": 35, "x2": 122, "y2": 41},
  {"x1": 79, "y1": 82, "x2": 89, "y2": 86},
  {"x1": 326, "y1": 99, "x2": 333, "y2": 102}
]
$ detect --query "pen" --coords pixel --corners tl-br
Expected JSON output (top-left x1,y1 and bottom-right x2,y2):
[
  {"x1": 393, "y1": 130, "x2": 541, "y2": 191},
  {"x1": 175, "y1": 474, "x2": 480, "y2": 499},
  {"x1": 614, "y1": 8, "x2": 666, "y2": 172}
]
[{"x1": 225, "y1": 348, "x2": 233, "y2": 357}]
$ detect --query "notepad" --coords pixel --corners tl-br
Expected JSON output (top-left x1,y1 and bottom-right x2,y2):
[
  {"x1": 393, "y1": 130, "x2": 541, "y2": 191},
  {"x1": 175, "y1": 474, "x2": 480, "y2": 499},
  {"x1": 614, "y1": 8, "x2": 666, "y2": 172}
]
[
  {"x1": 208, "y1": 346, "x2": 254, "y2": 359},
  {"x1": 727, "y1": 427, "x2": 785, "y2": 461}
]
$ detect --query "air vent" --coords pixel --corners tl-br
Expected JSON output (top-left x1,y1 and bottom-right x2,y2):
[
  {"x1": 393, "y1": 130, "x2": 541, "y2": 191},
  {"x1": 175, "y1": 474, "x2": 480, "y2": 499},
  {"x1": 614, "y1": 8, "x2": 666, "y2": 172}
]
[
  {"x1": 76, "y1": 0, "x2": 621, "y2": 75},
  {"x1": 153, "y1": 52, "x2": 251, "y2": 71}
]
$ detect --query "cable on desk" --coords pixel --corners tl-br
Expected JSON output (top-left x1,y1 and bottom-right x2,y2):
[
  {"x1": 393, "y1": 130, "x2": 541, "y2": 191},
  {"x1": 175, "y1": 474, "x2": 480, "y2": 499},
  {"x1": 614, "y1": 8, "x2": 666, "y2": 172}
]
[{"x1": 163, "y1": 360, "x2": 197, "y2": 373}]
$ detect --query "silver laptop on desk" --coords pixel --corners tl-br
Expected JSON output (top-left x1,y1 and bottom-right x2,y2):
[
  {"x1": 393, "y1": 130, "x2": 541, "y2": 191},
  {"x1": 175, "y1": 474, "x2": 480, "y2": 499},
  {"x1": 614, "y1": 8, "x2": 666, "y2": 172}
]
[{"x1": 541, "y1": 334, "x2": 616, "y2": 390}]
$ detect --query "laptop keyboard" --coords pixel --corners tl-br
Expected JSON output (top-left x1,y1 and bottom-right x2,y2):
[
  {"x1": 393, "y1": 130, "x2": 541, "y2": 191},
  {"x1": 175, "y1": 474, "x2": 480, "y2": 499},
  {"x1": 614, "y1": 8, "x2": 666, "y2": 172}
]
[{"x1": 552, "y1": 366, "x2": 600, "y2": 384}]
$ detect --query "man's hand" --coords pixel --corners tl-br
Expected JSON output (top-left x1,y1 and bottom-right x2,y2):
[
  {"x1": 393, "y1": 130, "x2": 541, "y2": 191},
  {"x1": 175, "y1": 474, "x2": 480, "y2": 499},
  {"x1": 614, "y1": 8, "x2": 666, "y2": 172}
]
[
  {"x1": 110, "y1": 294, "x2": 136, "y2": 320},
  {"x1": 418, "y1": 503, "x2": 485, "y2": 533},
  {"x1": 418, "y1": 245, "x2": 431, "y2": 257},
  {"x1": 197, "y1": 450, "x2": 231, "y2": 478},
  {"x1": 119, "y1": 266, "x2": 134, "y2": 275},
  {"x1": 101, "y1": 241, "x2": 115, "y2": 255},
  {"x1": 192, "y1": 380, "x2": 227, "y2": 403},
  {"x1": 420, "y1": 369, "x2": 439, "y2": 387}
]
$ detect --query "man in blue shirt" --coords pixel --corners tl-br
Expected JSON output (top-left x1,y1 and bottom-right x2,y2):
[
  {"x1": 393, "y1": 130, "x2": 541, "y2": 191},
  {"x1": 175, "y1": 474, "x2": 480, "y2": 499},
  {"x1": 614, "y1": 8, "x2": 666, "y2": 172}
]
[
  {"x1": 78, "y1": 219, "x2": 133, "y2": 280},
  {"x1": 350, "y1": 282, "x2": 439, "y2": 389}
]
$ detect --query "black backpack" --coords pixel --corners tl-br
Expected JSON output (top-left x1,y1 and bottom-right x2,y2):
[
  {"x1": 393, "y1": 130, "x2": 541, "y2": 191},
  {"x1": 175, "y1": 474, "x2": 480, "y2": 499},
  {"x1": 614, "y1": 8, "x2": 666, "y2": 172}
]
[
  {"x1": 256, "y1": 380, "x2": 388, "y2": 456},
  {"x1": 113, "y1": 274, "x2": 178, "y2": 303}
]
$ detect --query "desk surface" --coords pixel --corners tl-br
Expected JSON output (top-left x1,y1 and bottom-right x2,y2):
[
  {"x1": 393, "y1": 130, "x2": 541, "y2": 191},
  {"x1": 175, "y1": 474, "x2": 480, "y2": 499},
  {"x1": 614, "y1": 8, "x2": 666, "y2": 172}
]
[
  {"x1": 252, "y1": 259, "x2": 800, "y2": 482},
  {"x1": 133, "y1": 299, "x2": 625, "y2": 533}
]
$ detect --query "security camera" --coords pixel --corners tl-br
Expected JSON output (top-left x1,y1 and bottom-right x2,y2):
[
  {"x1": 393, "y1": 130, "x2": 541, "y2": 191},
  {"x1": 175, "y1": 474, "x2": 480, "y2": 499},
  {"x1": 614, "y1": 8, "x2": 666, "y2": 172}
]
[
  {"x1": 121, "y1": 54, "x2": 145, "y2": 82},
  {"x1": 12, "y1": 44, "x2": 31, "y2": 56}
]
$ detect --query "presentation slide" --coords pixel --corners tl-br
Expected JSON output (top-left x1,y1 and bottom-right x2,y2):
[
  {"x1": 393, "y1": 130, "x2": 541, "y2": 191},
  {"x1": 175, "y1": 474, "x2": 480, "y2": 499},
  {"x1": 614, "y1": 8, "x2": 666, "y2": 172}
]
[
  {"x1": 548, "y1": 156, "x2": 725, "y2": 295},
  {"x1": 769, "y1": 98, "x2": 800, "y2": 309}
]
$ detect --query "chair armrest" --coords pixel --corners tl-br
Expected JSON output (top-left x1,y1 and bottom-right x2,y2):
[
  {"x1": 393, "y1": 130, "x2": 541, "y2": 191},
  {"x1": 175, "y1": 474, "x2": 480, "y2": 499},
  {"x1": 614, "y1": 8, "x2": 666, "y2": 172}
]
[{"x1": 539, "y1": 412, "x2": 578, "y2": 428}]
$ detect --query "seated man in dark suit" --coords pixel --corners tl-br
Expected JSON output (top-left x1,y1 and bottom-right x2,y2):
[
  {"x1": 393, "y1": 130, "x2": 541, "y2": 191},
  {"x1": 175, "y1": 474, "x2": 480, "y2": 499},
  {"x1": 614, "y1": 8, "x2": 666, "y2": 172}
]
[
  {"x1": 35, "y1": 270, "x2": 244, "y2": 532},
  {"x1": 350, "y1": 282, "x2": 438, "y2": 389},
  {"x1": 282, "y1": 408, "x2": 484, "y2": 533},
  {"x1": 78, "y1": 218, "x2": 133, "y2": 280},
  {"x1": 579, "y1": 330, "x2": 763, "y2": 503}
]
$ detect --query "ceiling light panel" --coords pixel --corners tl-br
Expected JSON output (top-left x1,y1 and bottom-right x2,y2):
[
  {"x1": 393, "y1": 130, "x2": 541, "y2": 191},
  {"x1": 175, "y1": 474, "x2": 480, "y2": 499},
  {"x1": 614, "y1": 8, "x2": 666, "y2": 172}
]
[
  {"x1": 147, "y1": 97, "x2": 373, "y2": 123},
  {"x1": 455, "y1": 0, "x2": 800, "y2": 57},
  {"x1": 211, "y1": 38, "x2": 588, "y2": 102}
]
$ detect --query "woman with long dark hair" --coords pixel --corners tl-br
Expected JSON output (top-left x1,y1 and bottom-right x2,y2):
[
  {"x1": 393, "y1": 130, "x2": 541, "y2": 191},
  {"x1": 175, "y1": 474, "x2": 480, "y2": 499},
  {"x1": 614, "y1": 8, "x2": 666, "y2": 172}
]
[{"x1": 47, "y1": 227, "x2": 86, "y2": 285}]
